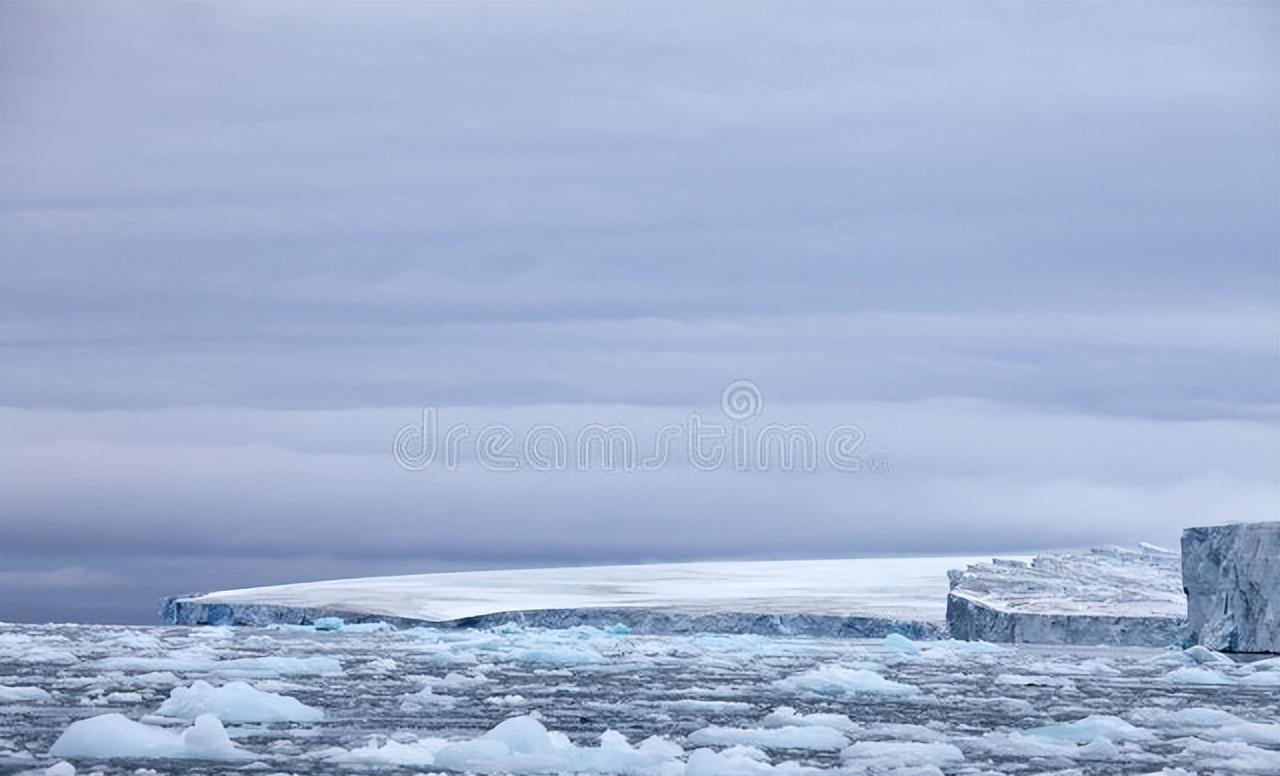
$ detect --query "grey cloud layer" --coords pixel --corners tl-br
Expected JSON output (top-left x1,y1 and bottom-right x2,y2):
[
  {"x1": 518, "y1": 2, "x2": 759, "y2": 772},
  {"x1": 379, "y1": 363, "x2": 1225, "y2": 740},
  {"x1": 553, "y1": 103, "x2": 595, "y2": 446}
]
[{"x1": 0, "y1": 3, "x2": 1275, "y2": 621}]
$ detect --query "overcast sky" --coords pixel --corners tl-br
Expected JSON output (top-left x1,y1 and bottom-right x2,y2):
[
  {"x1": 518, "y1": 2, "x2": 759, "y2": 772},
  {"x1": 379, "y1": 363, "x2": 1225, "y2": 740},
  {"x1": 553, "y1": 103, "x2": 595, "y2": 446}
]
[{"x1": 2, "y1": 3, "x2": 1277, "y2": 623}]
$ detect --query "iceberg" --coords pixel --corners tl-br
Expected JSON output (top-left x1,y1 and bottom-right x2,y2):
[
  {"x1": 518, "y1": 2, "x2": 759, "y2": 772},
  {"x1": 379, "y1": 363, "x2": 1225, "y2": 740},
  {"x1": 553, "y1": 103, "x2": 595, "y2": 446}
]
[
  {"x1": 946, "y1": 545, "x2": 1185, "y2": 646},
  {"x1": 154, "y1": 679, "x2": 324, "y2": 722},
  {"x1": 1181, "y1": 521, "x2": 1279, "y2": 654},
  {"x1": 49, "y1": 713, "x2": 250, "y2": 761},
  {"x1": 162, "y1": 556, "x2": 999, "y2": 637}
]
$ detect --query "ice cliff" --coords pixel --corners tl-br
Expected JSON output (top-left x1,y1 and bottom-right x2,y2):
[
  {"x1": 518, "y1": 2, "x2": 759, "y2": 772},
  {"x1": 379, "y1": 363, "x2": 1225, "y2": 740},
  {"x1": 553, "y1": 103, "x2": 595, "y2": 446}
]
[
  {"x1": 1182, "y1": 521, "x2": 1279, "y2": 654},
  {"x1": 946, "y1": 545, "x2": 1185, "y2": 647}
]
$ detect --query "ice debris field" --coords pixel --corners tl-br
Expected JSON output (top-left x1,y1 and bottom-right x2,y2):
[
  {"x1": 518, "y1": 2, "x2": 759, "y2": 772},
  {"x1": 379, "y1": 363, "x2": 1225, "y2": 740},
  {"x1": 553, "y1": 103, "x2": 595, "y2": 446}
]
[{"x1": 2, "y1": 621, "x2": 1279, "y2": 776}]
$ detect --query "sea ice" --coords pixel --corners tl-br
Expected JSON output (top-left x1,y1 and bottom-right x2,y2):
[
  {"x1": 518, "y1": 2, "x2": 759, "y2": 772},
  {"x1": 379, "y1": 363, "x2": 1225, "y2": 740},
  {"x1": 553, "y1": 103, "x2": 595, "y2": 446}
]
[
  {"x1": 1164, "y1": 667, "x2": 1234, "y2": 685},
  {"x1": 1240, "y1": 671, "x2": 1280, "y2": 687},
  {"x1": 772, "y1": 665, "x2": 918, "y2": 697},
  {"x1": 882, "y1": 633, "x2": 920, "y2": 656},
  {"x1": 664, "y1": 699, "x2": 754, "y2": 714},
  {"x1": 0, "y1": 686, "x2": 52, "y2": 703},
  {"x1": 760, "y1": 707, "x2": 857, "y2": 733},
  {"x1": 839, "y1": 741, "x2": 964, "y2": 771},
  {"x1": 154, "y1": 679, "x2": 323, "y2": 722},
  {"x1": 1176, "y1": 738, "x2": 1280, "y2": 772},
  {"x1": 321, "y1": 736, "x2": 447, "y2": 767},
  {"x1": 431, "y1": 716, "x2": 685, "y2": 776},
  {"x1": 1026, "y1": 714, "x2": 1155, "y2": 744},
  {"x1": 1129, "y1": 707, "x2": 1280, "y2": 745},
  {"x1": 687, "y1": 725, "x2": 849, "y2": 751},
  {"x1": 684, "y1": 747, "x2": 816, "y2": 776},
  {"x1": 49, "y1": 713, "x2": 250, "y2": 761},
  {"x1": 400, "y1": 684, "x2": 459, "y2": 709},
  {"x1": 94, "y1": 655, "x2": 342, "y2": 677}
]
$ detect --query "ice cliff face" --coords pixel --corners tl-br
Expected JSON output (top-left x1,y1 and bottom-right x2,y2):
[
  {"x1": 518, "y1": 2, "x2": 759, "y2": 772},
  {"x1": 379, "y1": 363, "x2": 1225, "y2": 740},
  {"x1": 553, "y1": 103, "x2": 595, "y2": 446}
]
[
  {"x1": 947, "y1": 545, "x2": 1186, "y2": 647},
  {"x1": 1182, "y1": 521, "x2": 1279, "y2": 654}
]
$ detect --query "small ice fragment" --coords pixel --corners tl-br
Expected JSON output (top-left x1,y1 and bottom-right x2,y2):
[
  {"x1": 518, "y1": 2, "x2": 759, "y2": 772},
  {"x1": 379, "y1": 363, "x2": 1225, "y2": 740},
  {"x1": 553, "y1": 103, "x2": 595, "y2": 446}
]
[
  {"x1": 839, "y1": 741, "x2": 964, "y2": 770},
  {"x1": 1165, "y1": 667, "x2": 1234, "y2": 685},
  {"x1": 313, "y1": 617, "x2": 344, "y2": 631},
  {"x1": 773, "y1": 665, "x2": 918, "y2": 697},
  {"x1": 760, "y1": 707, "x2": 856, "y2": 733},
  {"x1": 688, "y1": 725, "x2": 849, "y2": 751},
  {"x1": 1026, "y1": 715, "x2": 1154, "y2": 743},
  {"x1": 882, "y1": 633, "x2": 920, "y2": 656},
  {"x1": 0, "y1": 686, "x2": 52, "y2": 703}
]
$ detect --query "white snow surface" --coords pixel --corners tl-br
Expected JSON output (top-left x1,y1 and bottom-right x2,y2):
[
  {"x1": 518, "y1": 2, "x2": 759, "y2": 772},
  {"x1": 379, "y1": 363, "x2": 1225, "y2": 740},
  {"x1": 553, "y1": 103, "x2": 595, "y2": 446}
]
[
  {"x1": 173, "y1": 556, "x2": 1002, "y2": 624},
  {"x1": 948, "y1": 545, "x2": 1185, "y2": 617}
]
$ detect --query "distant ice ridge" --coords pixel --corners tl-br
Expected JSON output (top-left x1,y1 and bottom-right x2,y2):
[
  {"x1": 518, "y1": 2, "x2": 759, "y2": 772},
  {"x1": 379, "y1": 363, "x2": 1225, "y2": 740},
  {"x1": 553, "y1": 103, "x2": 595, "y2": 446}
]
[
  {"x1": 161, "y1": 556, "x2": 1002, "y2": 638},
  {"x1": 946, "y1": 545, "x2": 1185, "y2": 647},
  {"x1": 1182, "y1": 521, "x2": 1279, "y2": 654}
]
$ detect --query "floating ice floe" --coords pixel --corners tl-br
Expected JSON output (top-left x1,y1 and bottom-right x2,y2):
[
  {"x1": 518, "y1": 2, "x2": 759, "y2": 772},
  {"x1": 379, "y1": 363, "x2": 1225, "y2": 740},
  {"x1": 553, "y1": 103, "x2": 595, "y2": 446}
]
[
  {"x1": 1026, "y1": 714, "x2": 1156, "y2": 744},
  {"x1": 93, "y1": 654, "x2": 342, "y2": 677},
  {"x1": 684, "y1": 747, "x2": 816, "y2": 776},
  {"x1": 399, "y1": 684, "x2": 459, "y2": 709},
  {"x1": 49, "y1": 713, "x2": 250, "y2": 761},
  {"x1": 840, "y1": 740, "x2": 964, "y2": 771},
  {"x1": 1147, "y1": 644, "x2": 1234, "y2": 668},
  {"x1": 0, "y1": 686, "x2": 51, "y2": 703},
  {"x1": 1164, "y1": 666, "x2": 1234, "y2": 685},
  {"x1": 760, "y1": 707, "x2": 856, "y2": 733},
  {"x1": 323, "y1": 715, "x2": 686, "y2": 776},
  {"x1": 772, "y1": 665, "x2": 918, "y2": 697},
  {"x1": 1240, "y1": 671, "x2": 1280, "y2": 687},
  {"x1": 1129, "y1": 707, "x2": 1280, "y2": 745},
  {"x1": 687, "y1": 725, "x2": 849, "y2": 751},
  {"x1": 881, "y1": 633, "x2": 920, "y2": 656},
  {"x1": 858, "y1": 723, "x2": 948, "y2": 744},
  {"x1": 973, "y1": 732, "x2": 1123, "y2": 761},
  {"x1": 153, "y1": 679, "x2": 323, "y2": 723},
  {"x1": 663, "y1": 699, "x2": 754, "y2": 714},
  {"x1": 1176, "y1": 738, "x2": 1280, "y2": 772},
  {"x1": 420, "y1": 671, "x2": 492, "y2": 691}
]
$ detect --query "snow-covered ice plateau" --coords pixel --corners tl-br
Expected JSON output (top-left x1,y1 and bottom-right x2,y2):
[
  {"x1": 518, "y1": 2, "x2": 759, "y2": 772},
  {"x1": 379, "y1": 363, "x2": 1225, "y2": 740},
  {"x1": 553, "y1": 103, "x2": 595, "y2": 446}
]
[
  {"x1": 2, "y1": 621, "x2": 1278, "y2": 775},
  {"x1": 161, "y1": 557, "x2": 1010, "y2": 638},
  {"x1": 946, "y1": 545, "x2": 1187, "y2": 646}
]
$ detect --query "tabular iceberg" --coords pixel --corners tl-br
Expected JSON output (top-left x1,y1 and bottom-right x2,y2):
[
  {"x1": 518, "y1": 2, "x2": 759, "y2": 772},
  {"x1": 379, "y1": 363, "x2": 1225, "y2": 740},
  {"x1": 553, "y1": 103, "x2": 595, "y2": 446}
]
[
  {"x1": 945, "y1": 545, "x2": 1185, "y2": 647},
  {"x1": 1182, "y1": 521, "x2": 1279, "y2": 654},
  {"x1": 162, "y1": 556, "x2": 1001, "y2": 638}
]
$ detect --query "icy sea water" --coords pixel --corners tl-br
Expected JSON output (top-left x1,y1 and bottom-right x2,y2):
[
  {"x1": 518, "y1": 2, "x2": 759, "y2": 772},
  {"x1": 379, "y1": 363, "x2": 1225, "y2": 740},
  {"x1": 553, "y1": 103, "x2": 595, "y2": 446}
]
[{"x1": 1, "y1": 622, "x2": 1277, "y2": 775}]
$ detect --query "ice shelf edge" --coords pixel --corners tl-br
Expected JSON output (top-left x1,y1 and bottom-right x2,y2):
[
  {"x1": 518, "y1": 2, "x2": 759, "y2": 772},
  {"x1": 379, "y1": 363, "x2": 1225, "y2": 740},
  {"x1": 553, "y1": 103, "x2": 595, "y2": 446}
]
[{"x1": 159, "y1": 596, "x2": 947, "y2": 638}]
